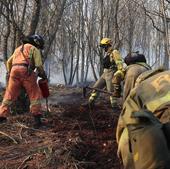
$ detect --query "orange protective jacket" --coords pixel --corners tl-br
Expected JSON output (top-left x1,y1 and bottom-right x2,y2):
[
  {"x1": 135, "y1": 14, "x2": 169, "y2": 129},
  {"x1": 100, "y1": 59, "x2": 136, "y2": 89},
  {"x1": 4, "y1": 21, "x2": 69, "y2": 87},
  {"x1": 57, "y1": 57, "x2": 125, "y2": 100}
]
[
  {"x1": 7, "y1": 43, "x2": 43, "y2": 72},
  {"x1": 0, "y1": 44, "x2": 43, "y2": 117}
]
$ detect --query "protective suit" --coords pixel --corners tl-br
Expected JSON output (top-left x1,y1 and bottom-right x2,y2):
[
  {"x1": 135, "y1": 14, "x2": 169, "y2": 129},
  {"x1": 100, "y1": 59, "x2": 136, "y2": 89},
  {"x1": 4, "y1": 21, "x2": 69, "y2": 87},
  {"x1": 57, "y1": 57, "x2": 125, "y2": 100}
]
[
  {"x1": 117, "y1": 69, "x2": 170, "y2": 169},
  {"x1": 0, "y1": 35, "x2": 47, "y2": 127},
  {"x1": 89, "y1": 38, "x2": 124, "y2": 108},
  {"x1": 123, "y1": 52, "x2": 151, "y2": 102}
]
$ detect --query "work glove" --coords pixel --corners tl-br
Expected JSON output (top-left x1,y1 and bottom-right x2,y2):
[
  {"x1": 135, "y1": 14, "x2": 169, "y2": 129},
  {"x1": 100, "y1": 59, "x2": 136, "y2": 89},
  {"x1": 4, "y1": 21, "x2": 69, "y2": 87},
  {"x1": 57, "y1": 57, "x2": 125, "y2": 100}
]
[
  {"x1": 37, "y1": 67, "x2": 48, "y2": 80},
  {"x1": 114, "y1": 70, "x2": 124, "y2": 79},
  {"x1": 40, "y1": 73, "x2": 48, "y2": 80}
]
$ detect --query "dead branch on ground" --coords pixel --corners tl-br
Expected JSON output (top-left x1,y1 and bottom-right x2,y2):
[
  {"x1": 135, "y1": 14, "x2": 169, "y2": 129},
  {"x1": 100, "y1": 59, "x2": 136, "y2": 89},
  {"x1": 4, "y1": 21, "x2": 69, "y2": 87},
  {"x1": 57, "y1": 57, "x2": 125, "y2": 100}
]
[{"x1": 0, "y1": 131, "x2": 18, "y2": 144}]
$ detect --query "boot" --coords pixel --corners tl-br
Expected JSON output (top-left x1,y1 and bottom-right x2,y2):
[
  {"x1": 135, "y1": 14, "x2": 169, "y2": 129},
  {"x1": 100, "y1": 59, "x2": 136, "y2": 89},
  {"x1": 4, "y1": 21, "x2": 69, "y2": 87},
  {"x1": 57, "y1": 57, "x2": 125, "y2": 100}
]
[
  {"x1": 88, "y1": 91, "x2": 98, "y2": 108},
  {"x1": 81, "y1": 99, "x2": 95, "y2": 108},
  {"x1": 88, "y1": 99, "x2": 95, "y2": 108},
  {"x1": 110, "y1": 97, "x2": 119, "y2": 109},
  {"x1": 0, "y1": 117, "x2": 7, "y2": 124},
  {"x1": 33, "y1": 114, "x2": 48, "y2": 129}
]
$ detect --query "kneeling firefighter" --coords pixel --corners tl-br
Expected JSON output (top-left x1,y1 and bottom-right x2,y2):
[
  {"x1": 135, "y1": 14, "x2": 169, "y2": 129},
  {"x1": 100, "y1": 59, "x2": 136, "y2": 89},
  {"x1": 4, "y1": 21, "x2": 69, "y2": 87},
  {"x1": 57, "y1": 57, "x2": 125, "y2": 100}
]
[
  {"x1": 88, "y1": 38, "x2": 124, "y2": 108},
  {"x1": 117, "y1": 69, "x2": 170, "y2": 169},
  {"x1": 0, "y1": 34, "x2": 48, "y2": 128},
  {"x1": 123, "y1": 51, "x2": 151, "y2": 102}
]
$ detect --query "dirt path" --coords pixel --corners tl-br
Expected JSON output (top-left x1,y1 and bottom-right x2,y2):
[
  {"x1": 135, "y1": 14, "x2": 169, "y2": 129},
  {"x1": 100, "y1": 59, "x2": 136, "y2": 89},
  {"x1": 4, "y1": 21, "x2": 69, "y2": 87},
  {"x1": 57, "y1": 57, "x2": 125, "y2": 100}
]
[{"x1": 0, "y1": 86, "x2": 123, "y2": 169}]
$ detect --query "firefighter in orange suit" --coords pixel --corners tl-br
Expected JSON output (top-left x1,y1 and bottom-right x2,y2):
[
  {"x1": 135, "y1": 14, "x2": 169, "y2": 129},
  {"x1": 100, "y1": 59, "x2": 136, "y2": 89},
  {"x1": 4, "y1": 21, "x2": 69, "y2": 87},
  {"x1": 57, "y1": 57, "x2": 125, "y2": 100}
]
[{"x1": 0, "y1": 34, "x2": 47, "y2": 128}]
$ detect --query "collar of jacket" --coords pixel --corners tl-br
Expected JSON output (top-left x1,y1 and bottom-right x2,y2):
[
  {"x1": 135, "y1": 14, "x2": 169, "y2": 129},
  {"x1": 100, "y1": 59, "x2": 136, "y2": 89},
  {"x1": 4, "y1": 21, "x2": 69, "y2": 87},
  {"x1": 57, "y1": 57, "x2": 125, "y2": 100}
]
[
  {"x1": 125, "y1": 62, "x2": 151, "y2": 71},
  {"x1": 106, "y1": 47, "x2": 113, "y2": 55}
]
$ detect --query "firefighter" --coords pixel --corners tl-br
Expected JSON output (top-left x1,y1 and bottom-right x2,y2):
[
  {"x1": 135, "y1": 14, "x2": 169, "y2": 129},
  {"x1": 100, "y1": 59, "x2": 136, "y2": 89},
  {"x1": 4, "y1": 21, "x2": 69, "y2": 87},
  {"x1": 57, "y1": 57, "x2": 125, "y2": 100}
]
[
  {"x1": 117, "y1": 68, "x2": 170, "y2": 169},
  {"x1": 123, "y1": 51, "x2": 151, "y2": 102},
  {"x1": 88, "y1": 38, "x2": 124, "y2": 108},
  {"x1": 116, "y1": 52, "x2": 151, "y2": 168},
  {"x1": 0, "y1": 34, "x2": 47, "y2": 128}
]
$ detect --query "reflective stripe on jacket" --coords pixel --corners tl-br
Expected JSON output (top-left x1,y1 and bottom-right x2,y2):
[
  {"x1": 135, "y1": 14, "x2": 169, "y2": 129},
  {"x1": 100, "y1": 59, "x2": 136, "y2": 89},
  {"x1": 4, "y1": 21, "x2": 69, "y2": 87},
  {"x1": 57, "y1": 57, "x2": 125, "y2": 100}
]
[
  {"x1": 7, "y1": 44, "x2": 43, "y2": 72},
  {"x1": 105, "y1": 47, "x2": 124, "y2": 71}
]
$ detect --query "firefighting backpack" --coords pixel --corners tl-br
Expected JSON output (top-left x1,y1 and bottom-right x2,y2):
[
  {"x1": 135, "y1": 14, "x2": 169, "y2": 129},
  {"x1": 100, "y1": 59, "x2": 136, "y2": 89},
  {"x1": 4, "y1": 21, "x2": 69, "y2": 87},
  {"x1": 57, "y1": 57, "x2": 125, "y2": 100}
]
[{"x1": 127, "y1": 110, "x2": 170, "y2": 169}]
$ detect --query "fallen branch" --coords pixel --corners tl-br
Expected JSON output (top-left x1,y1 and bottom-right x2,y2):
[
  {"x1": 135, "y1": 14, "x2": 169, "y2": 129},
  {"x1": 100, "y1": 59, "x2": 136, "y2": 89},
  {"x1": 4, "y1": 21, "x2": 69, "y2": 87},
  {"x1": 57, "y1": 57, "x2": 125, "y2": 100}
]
[
  {"x1": 88, "y1": 106, "x2": 97, "y2": 136},
  {"x1": 74, "y1": 162, "x2": 79, "y2": 169},
  {"x1": 14, "y1": 122, "x2": 47, "y2": 133},
  {"x1": 0, "y1": 131, "x2": 18, "y2": 144},
  {"x1": 77, "y1": 161, "x2": 96, "y2": 165},
  {"x1": 17, "y1": 155, "x2": 33, "y2": 169},
  {"x1": 18, "y1": 127, "x2": 23, "y2": 140}
]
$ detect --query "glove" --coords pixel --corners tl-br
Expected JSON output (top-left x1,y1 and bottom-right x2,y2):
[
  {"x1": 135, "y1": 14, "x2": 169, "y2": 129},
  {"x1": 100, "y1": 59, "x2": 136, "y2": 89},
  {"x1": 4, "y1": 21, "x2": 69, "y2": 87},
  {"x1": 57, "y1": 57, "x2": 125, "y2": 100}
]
[
  {"x1": 114, "y1": 70, "x2": 124, "y2": 79},
  {"x1": 39, "y1": 73, "x2": 47, "y2": 80},
  {"x1": 37, "y1": 67, "x2": 47, "y2": 80}
]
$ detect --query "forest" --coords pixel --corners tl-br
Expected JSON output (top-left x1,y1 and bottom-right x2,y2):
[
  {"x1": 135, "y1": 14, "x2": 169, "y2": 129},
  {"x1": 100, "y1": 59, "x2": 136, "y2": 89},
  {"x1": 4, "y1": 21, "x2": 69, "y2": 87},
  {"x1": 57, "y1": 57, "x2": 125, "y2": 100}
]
[
  {"x1": 0, "y1": 0, "x2": 169, "y2": 85},
  {"x1": 0, "y1": 0, "x2": 170, "y2": 169}
]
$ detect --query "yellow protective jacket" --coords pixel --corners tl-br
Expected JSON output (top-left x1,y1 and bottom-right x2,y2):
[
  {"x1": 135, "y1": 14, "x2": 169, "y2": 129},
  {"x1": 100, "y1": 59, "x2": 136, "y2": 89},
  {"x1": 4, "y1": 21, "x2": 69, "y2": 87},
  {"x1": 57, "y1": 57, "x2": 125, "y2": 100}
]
[
  {"x1": 116, "y1": 68, "x2": 170, "y2": 143},
  {"x1": 106, "y1": 47, "x2": 124, "y2": 71},
  {"x1": 123, "y1": 63, "x2": 151, "y2": 102}
]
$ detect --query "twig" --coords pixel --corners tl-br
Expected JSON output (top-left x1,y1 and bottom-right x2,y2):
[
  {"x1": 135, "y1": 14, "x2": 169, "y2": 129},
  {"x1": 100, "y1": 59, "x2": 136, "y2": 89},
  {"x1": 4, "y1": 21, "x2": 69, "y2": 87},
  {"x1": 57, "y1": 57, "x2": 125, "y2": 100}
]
[
  {"x1": 143, "y1": 5, "x2": 164, "y2": 33},
  {"x1": 88, "y1": 105, "x2": 97, "y2": 136},
  {"x1": 0, "y1": 131, "x2": 18, "y2": 144},
  {"x1": 18, "y1": 127, "x2": 23, "y2": 140},
  {"x1": 17, "y1": 155, "x2": 32, "y2": 169},
  {"x1": 77, "y1": 161, "x2": 96, "y2": 165},
  {"x1": 14, "y1": 122, "x2": 47, "y2": 133},
  {"x1": 74, "y1": 162, "x2": 79, "y2": 169}
]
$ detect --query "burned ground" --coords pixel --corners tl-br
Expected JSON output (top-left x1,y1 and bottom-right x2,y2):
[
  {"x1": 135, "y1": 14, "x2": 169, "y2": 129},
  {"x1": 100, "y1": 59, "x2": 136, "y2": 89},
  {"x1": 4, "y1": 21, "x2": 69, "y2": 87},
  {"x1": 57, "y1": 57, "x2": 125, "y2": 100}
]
[{"x1": 0, "y1": 86, "x2": 123, "y2": 169}]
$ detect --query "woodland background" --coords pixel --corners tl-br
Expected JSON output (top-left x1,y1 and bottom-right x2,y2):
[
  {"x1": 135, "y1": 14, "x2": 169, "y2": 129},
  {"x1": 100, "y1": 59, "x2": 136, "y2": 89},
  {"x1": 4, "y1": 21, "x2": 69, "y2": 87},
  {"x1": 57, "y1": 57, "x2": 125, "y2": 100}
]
[{"x1": 0, "y1": 0, "x2": 170, "y2": 85}]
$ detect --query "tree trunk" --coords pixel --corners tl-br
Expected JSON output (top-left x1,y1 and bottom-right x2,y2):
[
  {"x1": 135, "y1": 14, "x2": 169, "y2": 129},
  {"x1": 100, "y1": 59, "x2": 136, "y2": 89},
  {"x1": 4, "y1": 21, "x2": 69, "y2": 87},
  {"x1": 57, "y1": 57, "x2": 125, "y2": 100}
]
[
  {"x1": 69, "y1": 34, "x2": 74, "y2": 85},
  {"x1": 44, "y1": 0, "x2": 67, "y2": 58},
  {"x1": 113, "y1": 0, "x2": 121, "y2": 49},
  {"x1": 28, "y1": 0, "x2": 41, "y2": 35},
  {"x1": 161, "y1": 0, "x2": 170, "y2": 69},
  {"x1": 2, "y1": 2, "x2": 10, "y2": 63},
  {"x1": 99, "y1": 0, "x2": 104, "y2": 75}
]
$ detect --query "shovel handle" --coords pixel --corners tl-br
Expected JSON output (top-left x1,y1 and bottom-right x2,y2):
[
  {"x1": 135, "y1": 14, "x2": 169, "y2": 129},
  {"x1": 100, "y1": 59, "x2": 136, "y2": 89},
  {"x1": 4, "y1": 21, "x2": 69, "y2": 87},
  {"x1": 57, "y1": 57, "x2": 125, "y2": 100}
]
[{"x1": 83, "y1": 86, "x2": 113, "y2": 96}]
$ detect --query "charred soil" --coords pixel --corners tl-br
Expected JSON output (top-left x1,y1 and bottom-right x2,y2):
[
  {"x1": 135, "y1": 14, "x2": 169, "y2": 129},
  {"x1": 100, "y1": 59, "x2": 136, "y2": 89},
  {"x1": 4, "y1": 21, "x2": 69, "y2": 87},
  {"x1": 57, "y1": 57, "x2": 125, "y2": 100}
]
[{"x1": 0, "y1": 86, "x2": 123, "y2": 169}]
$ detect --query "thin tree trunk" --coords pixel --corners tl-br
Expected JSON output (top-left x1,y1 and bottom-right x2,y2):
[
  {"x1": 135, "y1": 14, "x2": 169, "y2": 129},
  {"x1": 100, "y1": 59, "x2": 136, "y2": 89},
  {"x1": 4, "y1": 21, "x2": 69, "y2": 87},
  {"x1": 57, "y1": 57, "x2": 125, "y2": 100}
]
[
  {"x1": 90, "y1": 51, "x2": 98, "y2": 80},
  {"x1": 84, "y1": 52, "x2": 90, "y2": 82},
  {"x1": 69, "y1": 34, "x2": 74, "y2": 84},
  {"x1": 62, "y1": 59, "x2": 68, "y2": 85},
  {"x1": 80, "y1": 0, "x2": 85, "y2": 83},
  {"x1": 161, "y1": 0, "x2": 170, "y2": 69},
  {"x1": 99, "y1": 0, "x2": 104, "y2": 75},
  {"x1": 113, "y1": 0, "x2": 121, "y2": 49},
  {"x1": 3, "y1": 2, "x2": 10, "y2": 63},
  {"x1": 44, "y1": 0, "x2": 67, "y2": 57},
  {"x1": 76, "y1": 0, "x2": 81, "y2": 83},
  {"x1": 28, "y1": 0, "x2": 41, "y2": 35}
]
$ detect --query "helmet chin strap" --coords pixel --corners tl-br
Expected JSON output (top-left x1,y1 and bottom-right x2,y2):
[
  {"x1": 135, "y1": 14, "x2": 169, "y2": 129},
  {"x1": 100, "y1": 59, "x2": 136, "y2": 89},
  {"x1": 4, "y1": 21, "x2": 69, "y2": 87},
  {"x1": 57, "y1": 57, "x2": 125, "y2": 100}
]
[{"x1": 104, "y1": 46, "x2": 110, "y2": 52}]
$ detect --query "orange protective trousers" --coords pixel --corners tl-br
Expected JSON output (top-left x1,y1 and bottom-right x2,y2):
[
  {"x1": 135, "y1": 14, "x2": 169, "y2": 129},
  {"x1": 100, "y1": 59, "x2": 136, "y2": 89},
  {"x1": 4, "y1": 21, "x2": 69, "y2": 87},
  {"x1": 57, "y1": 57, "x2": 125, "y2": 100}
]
[{"x1": 0, "y1": 66, "x2": 42, "y2": 117}]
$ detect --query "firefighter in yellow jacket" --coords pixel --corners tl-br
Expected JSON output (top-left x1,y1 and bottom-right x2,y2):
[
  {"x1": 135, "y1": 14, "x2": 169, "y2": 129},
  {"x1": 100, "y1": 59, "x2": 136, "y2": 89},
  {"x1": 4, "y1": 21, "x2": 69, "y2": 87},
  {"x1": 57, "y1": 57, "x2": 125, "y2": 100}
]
[
  {"x1": 117, "y1": 68, "x2": 170, "y2": 169},
  {"x1": 0, "y1": 34, "x2": 47, "y2": 128},
  {"x1": 123, "y1": 52, "x2": 151, "y2": 102},
  {"x1": 88, "y1": 38, "x2": 124, "y2": 108}
]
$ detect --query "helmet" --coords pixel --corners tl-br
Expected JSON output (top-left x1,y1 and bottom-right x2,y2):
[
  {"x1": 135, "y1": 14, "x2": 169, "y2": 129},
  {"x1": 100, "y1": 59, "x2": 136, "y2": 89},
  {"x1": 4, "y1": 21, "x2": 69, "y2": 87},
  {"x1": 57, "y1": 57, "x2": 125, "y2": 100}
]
[
  {"x1": 100, "y1": 38, "x2": 112, "y2": 48},
  {"x1": 124, "y1": 51, "x2": 146, "y2": 65},
  {"x1": 22, "y1": 34, "x2": 44, "y2": 49}
]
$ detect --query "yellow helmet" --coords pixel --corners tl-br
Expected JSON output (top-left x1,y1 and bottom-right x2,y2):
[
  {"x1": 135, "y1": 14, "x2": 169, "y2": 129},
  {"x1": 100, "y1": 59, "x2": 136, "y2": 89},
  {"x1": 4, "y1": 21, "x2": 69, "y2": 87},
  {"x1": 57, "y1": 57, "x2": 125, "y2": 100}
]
[{"x1": 100, "y1": 38, "x2": 112, "y2": 47}]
